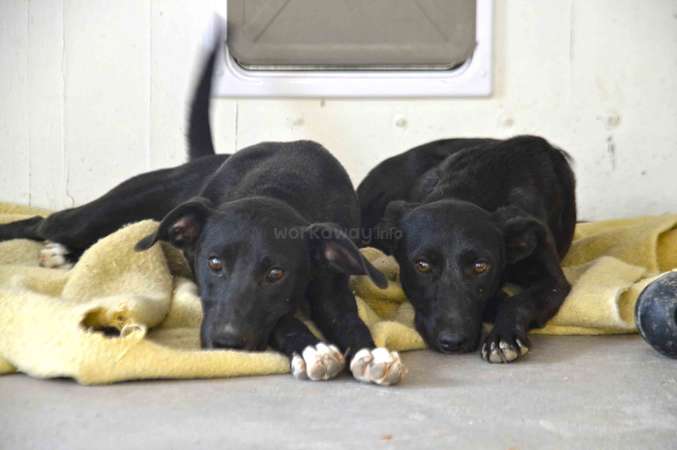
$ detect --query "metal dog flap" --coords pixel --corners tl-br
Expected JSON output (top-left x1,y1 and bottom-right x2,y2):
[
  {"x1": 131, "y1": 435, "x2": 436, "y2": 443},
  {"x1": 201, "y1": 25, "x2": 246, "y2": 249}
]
[{"x1": 226, "y1": 0, "x2": 477, "y2": 70}]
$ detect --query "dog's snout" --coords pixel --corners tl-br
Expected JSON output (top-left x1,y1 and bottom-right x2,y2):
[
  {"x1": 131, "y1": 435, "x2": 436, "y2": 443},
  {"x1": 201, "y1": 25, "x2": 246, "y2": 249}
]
[
  {"x1": 437, "y1": 332, "x2": 466, "y2": 353},
  {"x1": 211, "y1": 332, "x2": 246, "y2": 349},
  {"x1": 207, "y1": 324, "x2": 249, "y2": 350}
]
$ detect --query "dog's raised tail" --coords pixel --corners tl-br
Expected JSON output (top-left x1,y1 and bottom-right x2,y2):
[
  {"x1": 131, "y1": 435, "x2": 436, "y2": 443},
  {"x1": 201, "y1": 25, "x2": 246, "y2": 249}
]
[{"x1": 187, "y1": 18, "x2": 224, "y2": 160}]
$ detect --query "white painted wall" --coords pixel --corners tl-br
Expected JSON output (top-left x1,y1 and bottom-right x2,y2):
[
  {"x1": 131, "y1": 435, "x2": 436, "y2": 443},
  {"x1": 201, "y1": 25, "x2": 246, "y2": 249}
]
[{"x1": 1, "y1": 0, "x2": 675, "y2": 220}]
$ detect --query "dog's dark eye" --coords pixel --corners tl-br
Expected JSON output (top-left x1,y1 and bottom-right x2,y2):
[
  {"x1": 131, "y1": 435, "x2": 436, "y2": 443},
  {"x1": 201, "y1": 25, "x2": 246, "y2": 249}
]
[
  {"x1": 265, "y1": 268, "x2": 285, "y2": 284},
  {"x1": 415, "y1": 259, "x2": 432, "y2": 273},
  {"x1": 207, "y1": 256, "x2": 223, "y2": 272},
  {"x1": 473, "y1": 261, "x2": 490, "y2": 274}
]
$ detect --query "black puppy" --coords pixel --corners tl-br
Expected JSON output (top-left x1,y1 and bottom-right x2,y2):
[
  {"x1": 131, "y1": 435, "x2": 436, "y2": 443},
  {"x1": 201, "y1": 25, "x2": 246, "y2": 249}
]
[
  {"x1": 0, "y1": 30, "x2": 405, "y2": 385},
  {"x1": 358, "y1": 137, "x2": 576, "y2": 363}
]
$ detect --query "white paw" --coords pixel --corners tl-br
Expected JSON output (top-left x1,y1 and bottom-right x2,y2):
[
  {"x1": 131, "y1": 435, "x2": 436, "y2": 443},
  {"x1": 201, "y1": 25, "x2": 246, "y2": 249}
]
[
  {"x1": 480, "y1": 338, "x2": 529, "y2": 364},
  {"x1": 39, "y1": 241, "x2": 73, "y2": 269},
  {"x1": 350, "y1": 348, "x2": 406, "y2": 386},
  {"x1": 291, "y1": 343, "x2": 345, "y2": 381}
]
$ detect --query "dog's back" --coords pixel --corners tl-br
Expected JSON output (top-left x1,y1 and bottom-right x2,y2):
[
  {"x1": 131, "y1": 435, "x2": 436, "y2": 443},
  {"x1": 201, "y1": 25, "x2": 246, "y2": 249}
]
[
  {"x1": 200, "y1": 140, "x2": 361, "y2": 231},
  {"x1": 358, "y1": 136, "x2": 576, "y2": 257},
  {"x1": 415, "y1": 136, "x2": 576, "y2": 258},
  {"x1": 358, "y1": 138, "x2": 496, "y2": 243}
]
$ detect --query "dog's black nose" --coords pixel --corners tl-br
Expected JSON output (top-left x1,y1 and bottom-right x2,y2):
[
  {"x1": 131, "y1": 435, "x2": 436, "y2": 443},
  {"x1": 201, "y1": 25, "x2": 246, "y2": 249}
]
[
  {"x1": 437, "y1": 332, "x2": 466, "y2": 353},
  {"x1": 210, "y1": 332, "x2": 246, "y2": 349}
]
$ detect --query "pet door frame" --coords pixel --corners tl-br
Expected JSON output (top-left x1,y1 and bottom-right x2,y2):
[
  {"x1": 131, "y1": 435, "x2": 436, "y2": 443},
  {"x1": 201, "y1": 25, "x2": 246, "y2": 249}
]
[{"x1": 210, "y1": 0, "x2": 493, "y2": 98}]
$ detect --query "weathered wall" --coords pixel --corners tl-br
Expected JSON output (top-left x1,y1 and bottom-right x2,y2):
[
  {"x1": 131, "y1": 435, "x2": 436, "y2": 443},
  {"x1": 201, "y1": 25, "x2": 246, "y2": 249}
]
[{"x1": 1, "y1": 1, "x2": 675, "y2": 219}]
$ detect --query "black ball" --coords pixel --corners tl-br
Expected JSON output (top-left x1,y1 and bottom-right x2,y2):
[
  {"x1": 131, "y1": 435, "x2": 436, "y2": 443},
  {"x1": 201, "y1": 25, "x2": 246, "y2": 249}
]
[{"x1": 635, "y1": 271, "x2": 677, "y2": 358}]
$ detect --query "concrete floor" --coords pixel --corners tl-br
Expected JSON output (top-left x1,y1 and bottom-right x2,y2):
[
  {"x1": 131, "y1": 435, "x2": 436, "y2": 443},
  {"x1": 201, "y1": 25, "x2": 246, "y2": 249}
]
[{"x1": 1, "y1": 335, "x2": 676, "y2": 450}]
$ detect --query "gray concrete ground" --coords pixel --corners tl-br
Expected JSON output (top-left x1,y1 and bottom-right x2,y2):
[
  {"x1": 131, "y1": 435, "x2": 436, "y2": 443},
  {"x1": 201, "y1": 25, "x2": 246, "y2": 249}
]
[{"x1": 1, "y1": 335, "x2": 675, "y2": 450}]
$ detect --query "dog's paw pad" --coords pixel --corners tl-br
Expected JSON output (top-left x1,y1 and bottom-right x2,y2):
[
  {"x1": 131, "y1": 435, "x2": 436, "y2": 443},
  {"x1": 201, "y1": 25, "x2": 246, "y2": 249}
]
[
  {"x1": 481, "y1": 337, "x2": 529, "y2": 364},
  {"x1": 39, "y1": 242, "x2": 73, "y2": 269},
  {"x1": 291, "y1": 343, "x2": 345, "y2": 381},
  {"x1": 350, "y1": 348, "x2": 406, "y2": 386}
]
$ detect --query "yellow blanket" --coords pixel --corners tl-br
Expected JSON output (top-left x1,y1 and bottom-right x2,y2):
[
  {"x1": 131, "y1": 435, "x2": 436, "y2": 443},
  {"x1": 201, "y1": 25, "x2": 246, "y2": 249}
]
[{"x1": 1, "y1": 203, "x2": 676, "y2": 384}]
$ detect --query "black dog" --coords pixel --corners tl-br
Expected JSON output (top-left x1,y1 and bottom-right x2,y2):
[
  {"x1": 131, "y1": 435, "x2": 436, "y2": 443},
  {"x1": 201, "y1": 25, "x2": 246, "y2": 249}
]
[
  {"x1": 0, "y1": 30, "x2": 405, "y2": 385},
  {"x1": 358, "y1": 137, "x2": 576, "y2": 363}
]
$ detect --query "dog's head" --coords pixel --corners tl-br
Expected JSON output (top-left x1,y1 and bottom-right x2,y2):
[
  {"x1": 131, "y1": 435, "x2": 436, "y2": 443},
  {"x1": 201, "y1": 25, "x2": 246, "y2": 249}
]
[
  {"x1": 375, "y1": 199, "x2": 543, "y2": 353},
  {"x1": 136, "y1": 196, "x2": 385, "y2": 351}
]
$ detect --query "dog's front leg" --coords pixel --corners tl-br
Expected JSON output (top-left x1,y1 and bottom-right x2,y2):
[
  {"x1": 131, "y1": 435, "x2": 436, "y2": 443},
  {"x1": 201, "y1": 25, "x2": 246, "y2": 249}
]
[
  {"x1": 308, "y1": 273, "x2": 406, "y2": 386},
  {"x1": 270, "y1": 315, "x2": 345, "y2": 381},
  {"x1": 481, "y1": 247, "x2": 570, "y2": 364}
]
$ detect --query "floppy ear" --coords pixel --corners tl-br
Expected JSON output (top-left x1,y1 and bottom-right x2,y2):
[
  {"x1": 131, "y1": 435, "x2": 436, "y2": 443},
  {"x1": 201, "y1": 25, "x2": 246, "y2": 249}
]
[
  {"x1": 135, "y1": 197, "x2": 213, "y2": 251},
  {"x1": 372, "y1": 200, "x2": 419, "y2": 254},
  {"x1": 493, "y1": 206, "x2": 545, "y2": 264},
  {"x1": 306, "y1": 223, "x2": 388, "y2": 288}
]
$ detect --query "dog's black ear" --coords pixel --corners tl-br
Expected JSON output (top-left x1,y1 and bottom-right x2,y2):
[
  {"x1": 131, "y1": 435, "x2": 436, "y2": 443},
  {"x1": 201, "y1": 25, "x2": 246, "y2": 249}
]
[
  {"x1": 306, "y1": 223, "x2": 388, "y2": 288},
  {"x1": 372, "y1": 200, "x2": 419, "y2": 255},
  {"x1": 135, "y1": 197, "x2": 213, "y2": 251},
  {"x1": 493, "y1": 206, "x2": 545, "y2": 264}
]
